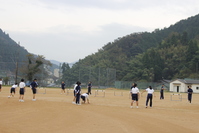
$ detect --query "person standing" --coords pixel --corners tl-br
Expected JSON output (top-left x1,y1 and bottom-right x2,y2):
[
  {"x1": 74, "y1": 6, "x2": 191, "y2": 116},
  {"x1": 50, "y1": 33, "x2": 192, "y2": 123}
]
[
  {"x1": 87, "y1": 81, "x2": 92, "y2": 95},
  {"x1": 30, "y1": 79, "x2": 38, "y2": 101},
  {"x1": 81, "y1": 93, "x2": 90, "y2": 104},
  {"x1": 8, "y1": 83, "x2": 18, "y2": 98},
  {"x1": 130, "y1": 83, "x2": 140, "y2": 108},
  {"x1": 61, "y1": 81, "x2": 66, "y2": 94},
  {"x1": 187, "y1": 86, "x2": 193, "y2": 103},
  {"x1": 72, "y1": 81, "x2": 79, "y2": 104},
  {"x1": 142, "y1": 86, "x2": 155, "y2": 108},
  {"x1": 19, "y1": 79, "x2": 26, "y2": 102},
  {"x1": 75, "y1": 81, "x2": 81, "y2": 105},
  {"x1": 160, "y1": 84, "x2": 165, "y2": 99},
  {"x1": 0, "y1": 78, "x2": 2, "y2": 92}
]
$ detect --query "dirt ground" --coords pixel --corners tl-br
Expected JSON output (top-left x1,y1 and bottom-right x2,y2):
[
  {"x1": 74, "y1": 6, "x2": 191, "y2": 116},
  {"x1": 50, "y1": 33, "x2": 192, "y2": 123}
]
[{"x1": 0, "y1": 86, "x2": 199, "y2": 133}]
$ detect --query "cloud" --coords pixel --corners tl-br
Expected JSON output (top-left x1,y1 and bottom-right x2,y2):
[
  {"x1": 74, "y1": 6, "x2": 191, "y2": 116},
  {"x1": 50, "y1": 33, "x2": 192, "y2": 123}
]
[{"x1": 1, "y1": 0, "x2": 199, "y2": 63}]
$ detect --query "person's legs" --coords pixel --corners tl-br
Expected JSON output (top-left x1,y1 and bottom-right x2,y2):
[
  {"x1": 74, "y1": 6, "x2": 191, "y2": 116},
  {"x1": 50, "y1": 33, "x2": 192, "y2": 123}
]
[
  {"x1": 136, "y1": 94, "x2": 139, "y2": 108},
  {"x1": 32, "y1": 88, "x2": 37, "y2": 100},
  {"x1": 146, "y1": 95, "x2": 149, "y2": 107},
  {"x1": 188, "y1": 94, "x2": 192, "y2": 103},
  {"x1": 149, "y1": 95, "x2": 153, "y2": 107},
  {"x1": 88, "y1": 87, "x2": 91, "y2": 95},
  {"x1": 76, "y1": 94, "x2": 80, "y2": 104}
]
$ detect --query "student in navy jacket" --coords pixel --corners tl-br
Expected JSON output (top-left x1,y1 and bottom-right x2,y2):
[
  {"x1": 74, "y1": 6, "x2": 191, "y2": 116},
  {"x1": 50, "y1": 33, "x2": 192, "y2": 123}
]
[{"x1": 75, "y1": 82, "x2": 81, "y2": 105}]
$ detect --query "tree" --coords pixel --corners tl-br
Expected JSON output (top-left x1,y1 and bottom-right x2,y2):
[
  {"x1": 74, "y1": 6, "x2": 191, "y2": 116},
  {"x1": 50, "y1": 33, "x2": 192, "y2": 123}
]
[{"x1": 21, "y1": 54, "x2": 51, "y2": 82}]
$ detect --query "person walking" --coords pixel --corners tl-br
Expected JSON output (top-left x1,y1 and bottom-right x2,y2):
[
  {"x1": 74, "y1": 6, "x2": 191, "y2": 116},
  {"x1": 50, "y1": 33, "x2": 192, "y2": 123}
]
[
  {"x1": 142, "y1": 86, "x2": 155, "y2": 108},
  {"x1": 30, "y1": 79, "x2": 38, "y2": 101},
  {"x1": 8, "y1": 83, "x2": 18, "y2": 98},
  {"x1": 75, "y1": 81, "x2": 81, "y2": 105},
  {"x1": 19, "y1": 79, "x2": 26, "y2": 102},
  {"x1": 61, "y1": 81, "x2": 66, "y2": 94},
  {"x1": 87, "y1": 81, "x2": 92, "y2": 95},
  {"x1": 160, "y1": 84, "x2": 165, "y2": 99},
  {"x1": 187, "y1": 86, "x2": 193, "y2": 103},
  {"x1": 130, "y1": 83, "x2": 140, "y2": 108}
]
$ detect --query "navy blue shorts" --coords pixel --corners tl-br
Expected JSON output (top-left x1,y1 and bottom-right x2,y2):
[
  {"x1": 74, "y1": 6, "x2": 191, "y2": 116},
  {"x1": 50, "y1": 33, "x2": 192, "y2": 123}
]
[
  {"x1": 10, "y1": 88, "x2": 15, "y2": 93},
  {"x1": 19, "y1": 88, "x2": 24, "y2": 95},
  {"x1": 81, "y1": 95, "x2": 86, "y2": 101},
  {"x1": 32, "y1": 88, "x2": 37, "y2": 94},
  {"x1": 73, "y1": 90, "x2": 76, "y2": 96},
  {"x1": 132, "y1": 94, "x2": 138, "y2": 101}
]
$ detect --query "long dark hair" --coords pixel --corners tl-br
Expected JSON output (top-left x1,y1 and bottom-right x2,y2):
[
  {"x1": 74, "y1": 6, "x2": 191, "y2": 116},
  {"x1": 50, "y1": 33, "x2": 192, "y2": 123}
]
[{"x1": 149, "y1": 86, "x2": 152, "y2": 90}]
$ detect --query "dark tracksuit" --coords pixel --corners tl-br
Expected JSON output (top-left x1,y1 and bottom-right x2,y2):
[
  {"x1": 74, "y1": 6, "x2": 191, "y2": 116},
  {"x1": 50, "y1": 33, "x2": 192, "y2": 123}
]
[
  {"x1": 160, "y1": 87, "x2": 164, "y2": 99},
  {"x1": 187, "y1": 88, "x2": 193, "y2": 103},
  {"x1": 146, "y1": 94, "x2": 153, "y2": 107},
  {"x1": 88, "y1": 83, "x2": 92, "y2": 95},
  {"x1": 75, "y1": 85, "x2": 81, "y2": 104}
]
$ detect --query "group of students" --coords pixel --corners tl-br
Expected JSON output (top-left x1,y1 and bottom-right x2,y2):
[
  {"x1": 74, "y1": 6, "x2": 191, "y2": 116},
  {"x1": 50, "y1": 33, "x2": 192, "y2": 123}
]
[
  {"x1": 130, "y1": 83, "x2": 194, "y2": 108},
  {"x1": 71, "y1": 81, "x2": 90, "y2": 105},
  {"x1": 4, "y1": 78, "x2": 193, "y2": 105},
  {"x1": 60, "y1": 81, "x2": 91, "y2": 105},
  {"x1": 130, "y1": 83, "x2": 156, "y2": 108},
  {"x1": 7, "y1": 78, "x2": 38, "y2": 102}
]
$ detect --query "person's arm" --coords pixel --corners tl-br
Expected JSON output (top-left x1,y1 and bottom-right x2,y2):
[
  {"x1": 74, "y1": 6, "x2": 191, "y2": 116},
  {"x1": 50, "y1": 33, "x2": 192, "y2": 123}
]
[
  {"x1": 153, "y1": 91, "x2": 156, "y2": 97},
  {"x1": 141, "y1": 90, "x2": 146, "y2": 94}
]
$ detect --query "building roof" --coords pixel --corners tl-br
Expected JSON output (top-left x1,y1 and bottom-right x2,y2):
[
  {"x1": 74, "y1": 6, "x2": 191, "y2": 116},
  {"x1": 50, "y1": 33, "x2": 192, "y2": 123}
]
[{"x1": 172, "y1": 79, "x2": 199, "y2": 84}]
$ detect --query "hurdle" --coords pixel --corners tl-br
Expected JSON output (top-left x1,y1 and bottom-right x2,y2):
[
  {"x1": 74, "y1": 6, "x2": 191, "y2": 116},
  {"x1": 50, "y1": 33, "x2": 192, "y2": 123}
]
[
  {"x1": 94, "y1": 90, "x2": 105, "y2": 97},
  {"x1": 170, "y1": 93, "x2": 182, "y2": 101},
  {"x1": 66, "y1": 89, "x2": 74, "y2": 95},
  {"x1": 114, "y1": 91, "x2": 123, "y2": 96},
  {"x1": 37, "y1": 87, "x2": 46, "y2": 94}
]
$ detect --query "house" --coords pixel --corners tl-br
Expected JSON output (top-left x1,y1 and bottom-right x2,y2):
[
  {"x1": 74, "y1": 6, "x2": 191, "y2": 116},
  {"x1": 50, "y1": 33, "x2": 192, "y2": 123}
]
[{"x1": 169, "y1": 79, "x2": 199, "y2": 93}]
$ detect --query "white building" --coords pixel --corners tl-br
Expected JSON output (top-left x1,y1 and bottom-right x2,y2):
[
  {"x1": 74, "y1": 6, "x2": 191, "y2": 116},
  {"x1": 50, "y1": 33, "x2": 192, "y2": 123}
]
[{"x1": 169, "y1": 79, "x2": 199, "y2": 93}]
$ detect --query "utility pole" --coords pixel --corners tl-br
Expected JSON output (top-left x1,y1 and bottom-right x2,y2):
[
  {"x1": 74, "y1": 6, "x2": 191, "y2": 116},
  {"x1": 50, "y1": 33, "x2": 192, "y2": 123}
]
[{"x1": 15, "y1": 42, "x2": 20, "y2": 83}]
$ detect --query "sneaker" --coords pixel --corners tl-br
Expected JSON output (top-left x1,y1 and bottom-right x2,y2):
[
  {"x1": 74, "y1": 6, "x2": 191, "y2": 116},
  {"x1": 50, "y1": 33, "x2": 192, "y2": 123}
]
[
  {"x1": 130, "y1": 106, "x2": 133, "y2": 108},
  {"x1": 19, "y1": 99, "x2": 21, "y2": 102},
  {"x1": 146, "y1": 106, "x2": 148, "y2": 108},
  {"x1": 32, "y1": 99, "x2": 36, "y2": 101},
  {"x1": 72, "y1": 102, "x2": 76, "y2": 104},
  {"x1": 77, "y1": 104, "x2": 81, "y2": 105},
  {"x1": 136, "y1": 106, "x2": 139, "y2": 108},
  {"x1": 21, "y1": 100, "x2": 24, "y2": 102},
  {"x1": 8, "y1": 96, "x2": 11, "y2": 98}
]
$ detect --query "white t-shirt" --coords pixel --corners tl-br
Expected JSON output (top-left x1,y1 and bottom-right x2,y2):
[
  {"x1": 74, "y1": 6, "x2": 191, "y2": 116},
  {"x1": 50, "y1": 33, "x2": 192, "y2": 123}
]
[
  {"x1": 12, "y1": 84, "x2": 18, "y2": 88},
  {"x1": 19, "y1": 82, "x2": 26, "y2": 88},
  {"x1": 74, "y1": 84, "x2": 77, "y2": 90},
  {"x1": 146, "y1": 88, "x2": 154, "y2": 94},
  {"x1": 131, "y1": 87, "x2": 139, "y2": 94},
  {"x1": 0, "y1": 81, "x2": 2, "y2": 85},
  {"x1": 81, "y1": 93, "x2": 89, "y2": 99}
]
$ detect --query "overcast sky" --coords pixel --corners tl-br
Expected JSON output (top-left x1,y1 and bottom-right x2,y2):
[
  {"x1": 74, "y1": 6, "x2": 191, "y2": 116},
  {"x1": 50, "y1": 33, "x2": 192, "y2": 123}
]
[{"x1": 1, "y1": 0, "x2": 199, "y2": 63}]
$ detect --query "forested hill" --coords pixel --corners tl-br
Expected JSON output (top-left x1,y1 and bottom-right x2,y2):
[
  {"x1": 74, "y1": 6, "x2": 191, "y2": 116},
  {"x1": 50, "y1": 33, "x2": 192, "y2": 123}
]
[
  {"x1": 68, "y1": 13, "x2": 199, "y2": 82},
  {"x1": 0, "y1": 29, "x2": 29, "y2": 71}
]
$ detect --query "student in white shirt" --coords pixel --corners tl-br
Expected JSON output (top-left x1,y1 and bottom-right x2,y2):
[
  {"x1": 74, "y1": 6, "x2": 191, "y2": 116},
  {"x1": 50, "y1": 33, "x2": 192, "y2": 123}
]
[
  {"x1": 19, "y1": 79, "x2": 26, "y2": 102},
  {"x1": 0, "y1": 78, "x2": 2, "y2": 92},
  {"x1": 81, "y1": 93, "x2": 89, "y2": 104},
  {"x1": 142, "y1": 86, "x2": 156, "y2": 108},
  {"x1": 8, "y1": 83, "x2": 18, "y2": 98},
  {"x1": 130, "y1": 83, "x2": 140, "y2": 108}
]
